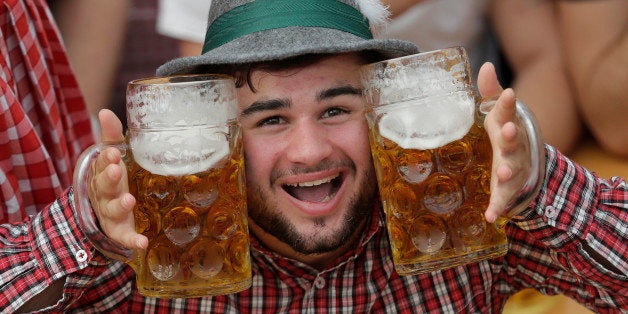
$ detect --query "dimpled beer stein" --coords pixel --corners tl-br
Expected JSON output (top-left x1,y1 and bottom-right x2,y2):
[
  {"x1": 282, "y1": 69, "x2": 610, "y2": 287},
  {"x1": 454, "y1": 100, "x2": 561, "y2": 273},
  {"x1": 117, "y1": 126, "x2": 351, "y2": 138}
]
[
  {"x1": 74, "y1": 74, "x2": 252, "y2": 297},
  {"x1": 360, "y1": 47, "x2": 545, "y2": 275}
]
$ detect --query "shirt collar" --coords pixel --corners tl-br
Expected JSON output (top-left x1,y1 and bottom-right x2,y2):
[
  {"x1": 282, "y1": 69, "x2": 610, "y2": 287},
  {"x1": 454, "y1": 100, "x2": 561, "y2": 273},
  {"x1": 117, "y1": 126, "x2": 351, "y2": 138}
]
[{"x1": 248, "y1": 202, "x2": 384, "y2": 273}]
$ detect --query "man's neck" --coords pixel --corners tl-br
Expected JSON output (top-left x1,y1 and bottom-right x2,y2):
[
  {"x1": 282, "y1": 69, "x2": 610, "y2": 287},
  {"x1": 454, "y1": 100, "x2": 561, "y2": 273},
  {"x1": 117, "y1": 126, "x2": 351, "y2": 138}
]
[{"x1": 248, "y1": 218, "x2": 369, "y2": 270}]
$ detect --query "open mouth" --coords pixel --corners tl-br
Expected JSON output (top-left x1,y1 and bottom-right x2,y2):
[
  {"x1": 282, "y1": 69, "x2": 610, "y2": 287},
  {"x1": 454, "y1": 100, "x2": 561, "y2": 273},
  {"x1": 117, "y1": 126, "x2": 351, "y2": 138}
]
[{"x1": 283, "y1": 174, "x2": 342, "y2": 203}]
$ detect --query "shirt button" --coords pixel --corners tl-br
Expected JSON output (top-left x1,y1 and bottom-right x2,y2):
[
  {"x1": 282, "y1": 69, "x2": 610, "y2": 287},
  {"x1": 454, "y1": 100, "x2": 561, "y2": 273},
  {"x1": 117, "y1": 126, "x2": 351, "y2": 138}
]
[
  {"x1": 314, "y1": 277, "x2": 325, "y2": 289},
  {"x1": 76, "y1": 249, "x2": 88, "y2": 263},
  {"x1": 545, "y1": 206, "x2": 557, "y2": 219}
]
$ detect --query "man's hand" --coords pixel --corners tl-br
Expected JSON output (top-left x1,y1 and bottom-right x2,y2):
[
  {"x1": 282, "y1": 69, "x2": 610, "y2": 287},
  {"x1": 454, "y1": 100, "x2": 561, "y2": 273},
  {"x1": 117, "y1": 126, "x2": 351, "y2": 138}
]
[
  {"x1": 89, "y1": 109, "x2": 148, "y2": 250},
  {"x1": 477, "y1": 62, "x2": 536, "y2": 223}
]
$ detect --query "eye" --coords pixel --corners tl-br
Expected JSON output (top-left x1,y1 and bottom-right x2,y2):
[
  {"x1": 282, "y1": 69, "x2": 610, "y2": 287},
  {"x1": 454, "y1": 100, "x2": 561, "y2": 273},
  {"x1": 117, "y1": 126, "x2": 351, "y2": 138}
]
[
  {"x1": 322, "y1": 107, "x2": 349, "y2": 118},
  {"x1": 256, "y1": 115, "x2": 285, "y2": 127}
]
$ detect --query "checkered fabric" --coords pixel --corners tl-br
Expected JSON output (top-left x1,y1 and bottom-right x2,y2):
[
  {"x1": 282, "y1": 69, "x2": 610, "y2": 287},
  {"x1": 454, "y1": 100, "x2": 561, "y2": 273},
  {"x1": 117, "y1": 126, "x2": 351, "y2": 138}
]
[
  {"x1": 1, "y1": 146, "x2": 626, "y2": 313},
  {"x1": 0, "y1": 0, "x2": 94, "y2": 223},
  {"x1": 0, "y1": 1, "x2": 626, "y2": 312}
]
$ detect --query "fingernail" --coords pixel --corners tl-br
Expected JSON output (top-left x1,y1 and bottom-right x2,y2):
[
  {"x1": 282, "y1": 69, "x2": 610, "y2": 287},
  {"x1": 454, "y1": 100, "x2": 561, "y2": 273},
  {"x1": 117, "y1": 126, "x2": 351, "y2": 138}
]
[
  {"x1": 137, "y1": 237, "x2": 148, "y2": 249},
  {"x1": 485, "y1": 212, "x2": 495, "y2": 223}
]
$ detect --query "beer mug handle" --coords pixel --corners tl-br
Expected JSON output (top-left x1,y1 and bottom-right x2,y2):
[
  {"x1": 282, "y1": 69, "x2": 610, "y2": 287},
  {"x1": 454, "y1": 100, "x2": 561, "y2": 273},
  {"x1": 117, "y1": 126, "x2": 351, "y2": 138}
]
[
  {"x1": 73, "y1": 142, "x2": 135, "y2": 262},
  {"x1": 480, "y1": 99, "x2": 546, "y2": 216}
]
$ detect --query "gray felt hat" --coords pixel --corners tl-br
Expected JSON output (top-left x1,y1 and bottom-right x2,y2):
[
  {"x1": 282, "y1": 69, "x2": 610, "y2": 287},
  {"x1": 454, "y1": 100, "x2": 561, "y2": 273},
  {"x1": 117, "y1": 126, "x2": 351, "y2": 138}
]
[{"x1": 156, "y1": 0, "x2": 419, "y2": 76}]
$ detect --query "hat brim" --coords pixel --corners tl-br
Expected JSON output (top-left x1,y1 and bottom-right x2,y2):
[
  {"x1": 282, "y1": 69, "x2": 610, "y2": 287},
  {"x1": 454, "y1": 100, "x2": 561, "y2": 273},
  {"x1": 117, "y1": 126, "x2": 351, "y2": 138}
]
[{"x1": 156, "y1": 26, "x2": 419, "y2": 76}]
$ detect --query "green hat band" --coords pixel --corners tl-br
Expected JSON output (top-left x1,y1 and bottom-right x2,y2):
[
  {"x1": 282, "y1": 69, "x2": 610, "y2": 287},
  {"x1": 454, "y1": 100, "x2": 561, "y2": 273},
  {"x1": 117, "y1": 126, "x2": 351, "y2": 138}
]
[{"x1": 202, "y1": 0, "x2": 374, "y2": 53}]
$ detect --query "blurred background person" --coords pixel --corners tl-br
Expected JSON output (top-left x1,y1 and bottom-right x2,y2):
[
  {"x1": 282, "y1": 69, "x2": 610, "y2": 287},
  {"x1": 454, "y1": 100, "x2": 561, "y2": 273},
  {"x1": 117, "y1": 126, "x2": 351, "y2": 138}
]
[
  {"x1": 48, "y1": 0, "x2": 130, "y2": 139},
  {"x1": 1, "y1": 0, "x2": 93, "y2": 222},
  {"x1": 381, "y1": 0, "x2": 578, "y2": 155},
  {"x1": 556, "y1": 0, "x2": 628, "y2": 158},
  {"x1": 52, "y1": 0, "x2": 181, "y2": 133},
  {"x1": 157, "y1": 0, "x2": 210, "y2": 57}
]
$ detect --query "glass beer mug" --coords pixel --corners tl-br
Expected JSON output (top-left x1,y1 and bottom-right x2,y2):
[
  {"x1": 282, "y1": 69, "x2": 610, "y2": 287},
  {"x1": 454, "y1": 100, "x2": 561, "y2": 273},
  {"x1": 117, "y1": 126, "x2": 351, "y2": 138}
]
[
  {"x1": 360, "y1": 47, "x2": 545, "y2": 275},
  {"x1": 74, "y1": 74, "x2": 252, "y2": 297}
]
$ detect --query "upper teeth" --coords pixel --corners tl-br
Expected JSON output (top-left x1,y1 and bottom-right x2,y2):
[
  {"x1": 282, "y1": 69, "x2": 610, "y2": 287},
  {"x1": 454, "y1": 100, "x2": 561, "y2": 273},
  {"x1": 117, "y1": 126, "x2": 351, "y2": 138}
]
[{"x1": 286, "y1": 174, "x2": 337, "y2": 187}]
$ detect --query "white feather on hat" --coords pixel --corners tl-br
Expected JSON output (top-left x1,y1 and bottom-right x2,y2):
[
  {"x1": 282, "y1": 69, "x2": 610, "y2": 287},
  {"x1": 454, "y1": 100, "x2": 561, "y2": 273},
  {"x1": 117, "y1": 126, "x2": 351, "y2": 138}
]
[{"x1": 355, "y1": 0, "x2": 391, "y2": 36}]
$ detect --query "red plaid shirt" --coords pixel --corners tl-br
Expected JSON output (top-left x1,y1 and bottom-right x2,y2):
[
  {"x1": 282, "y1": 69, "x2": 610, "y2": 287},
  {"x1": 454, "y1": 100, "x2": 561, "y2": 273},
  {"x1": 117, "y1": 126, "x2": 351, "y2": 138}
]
[
  {"x1": 0, "y1": 0, "x2": 93, "y2": 223},
  {"x1": 0, "y1": 1, "x2": 627, "y2": 313},
  {"x1": 1, "y1": 146, "x2": 626, "y2": 313}
]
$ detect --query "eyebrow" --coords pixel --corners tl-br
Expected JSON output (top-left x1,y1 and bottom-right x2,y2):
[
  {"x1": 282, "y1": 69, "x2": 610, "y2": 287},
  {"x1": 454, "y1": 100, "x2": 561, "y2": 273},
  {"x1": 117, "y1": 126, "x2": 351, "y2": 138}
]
[
  {"x1": 240, "y1": 85, "x2": 362, "y2": 117},
  {"x1": 317, "y1": 85, "x2": 362, "y2": 101},
  {"x1": 241, "y1": 98, "x2": 290, "y2": 117}
]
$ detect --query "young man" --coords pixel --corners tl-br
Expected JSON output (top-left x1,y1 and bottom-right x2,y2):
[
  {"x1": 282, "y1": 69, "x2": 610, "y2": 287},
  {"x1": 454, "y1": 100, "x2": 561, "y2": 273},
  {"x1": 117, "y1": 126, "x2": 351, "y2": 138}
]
[{"x1": 2, "y1": 0, "x2": 626, "y2": 312}]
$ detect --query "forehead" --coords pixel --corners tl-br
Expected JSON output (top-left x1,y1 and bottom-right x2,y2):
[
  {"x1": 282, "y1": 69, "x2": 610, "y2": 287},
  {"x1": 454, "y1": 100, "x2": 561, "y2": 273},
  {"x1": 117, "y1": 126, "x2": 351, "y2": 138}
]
[{"x1": 237, "y1": 53, "x2": 365, "y2": 101}]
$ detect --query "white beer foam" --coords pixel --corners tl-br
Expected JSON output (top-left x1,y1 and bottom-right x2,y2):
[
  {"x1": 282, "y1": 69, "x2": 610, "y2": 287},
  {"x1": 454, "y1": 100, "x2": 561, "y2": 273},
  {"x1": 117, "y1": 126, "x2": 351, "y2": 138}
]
[
  {"x1": 366, "y1": 61, "x2": 474, "y2": 150},
  {"x1": 127, "y1": 82, "x2": 238, "y2": 129},
  {"x1": 131, "y1": 127, "x2": 229, "y2": 176},
  {"x1": 377, "y1": 92, "x2": 474, "y2": 150}
]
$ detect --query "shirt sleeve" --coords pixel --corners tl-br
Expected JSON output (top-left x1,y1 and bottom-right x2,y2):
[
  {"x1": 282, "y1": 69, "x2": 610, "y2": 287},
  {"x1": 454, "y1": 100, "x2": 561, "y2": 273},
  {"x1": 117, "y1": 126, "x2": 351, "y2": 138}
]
[
  {"x1": 512, "y1": 145, "x2": 627, "y2": 299},
  {"x1": 0, "y1": 187, "x2": 130, "y2": 313}
]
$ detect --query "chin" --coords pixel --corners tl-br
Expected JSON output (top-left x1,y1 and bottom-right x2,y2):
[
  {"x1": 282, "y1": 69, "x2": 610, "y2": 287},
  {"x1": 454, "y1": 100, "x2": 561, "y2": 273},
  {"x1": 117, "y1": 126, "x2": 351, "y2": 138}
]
[{"x1": 248, "y1": 169, "x2": 378, "y2": 255}]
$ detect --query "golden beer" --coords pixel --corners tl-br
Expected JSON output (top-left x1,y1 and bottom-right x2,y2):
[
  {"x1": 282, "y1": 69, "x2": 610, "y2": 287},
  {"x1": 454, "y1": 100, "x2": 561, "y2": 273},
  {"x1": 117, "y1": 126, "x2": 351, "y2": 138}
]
[
  {"x1": 357, "y1": 47, "x2": 545, "y2": 275},
  {"x1": 368, "y1": 109, "x2": 508, "y2": 275},
  {"x1": 73, "y1": 74, "x2": 253, "y2": 298},
  {"x1": 124, "y1": 123, "x2": 252, "y2": 297}
]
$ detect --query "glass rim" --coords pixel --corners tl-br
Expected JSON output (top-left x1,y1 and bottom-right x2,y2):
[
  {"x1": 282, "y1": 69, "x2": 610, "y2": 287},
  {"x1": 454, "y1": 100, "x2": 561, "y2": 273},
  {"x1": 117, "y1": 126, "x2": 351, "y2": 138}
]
[
  {"x1": 127, "y1": 73, "x2": 235, "y2": 87},
  {"x1": 361, "y1": 46, "x2": 467, "y2": 71}
]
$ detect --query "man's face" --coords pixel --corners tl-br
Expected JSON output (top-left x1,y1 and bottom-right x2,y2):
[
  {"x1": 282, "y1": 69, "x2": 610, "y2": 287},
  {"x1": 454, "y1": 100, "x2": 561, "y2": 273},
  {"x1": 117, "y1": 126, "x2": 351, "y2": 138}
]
[{"x1": 237, "y1": 53, "x2": 378, "y2": 260}]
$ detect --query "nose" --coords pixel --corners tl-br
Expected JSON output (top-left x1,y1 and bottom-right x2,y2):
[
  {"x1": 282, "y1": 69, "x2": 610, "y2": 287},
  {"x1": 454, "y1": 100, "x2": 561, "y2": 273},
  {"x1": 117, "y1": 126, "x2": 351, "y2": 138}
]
[{"x1": 284, "y1": 119, "x2": 333, "y2": 166}]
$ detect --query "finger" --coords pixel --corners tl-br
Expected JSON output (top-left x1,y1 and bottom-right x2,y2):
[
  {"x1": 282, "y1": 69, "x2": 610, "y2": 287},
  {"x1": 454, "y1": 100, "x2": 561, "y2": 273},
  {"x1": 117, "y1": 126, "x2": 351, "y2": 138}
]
[
  {"x1": 100, "y1": 192, "x2": 134, "y2": 223},
  {"x1": 484, "y1": 89, "x2": 519, "y2": 153},
  {"x1": 483, "y1": 89, "x2": 524, "y2": 222},
  {"x1": 92, "y1": 162, "x2": 125, "y2": 201},
  {"x1": 98, "y1": 109, "x2": 124, "y2": 143},
  {"x1": 90, "y1": 163, "x2": 124, "y2": 229},
  {"x1": 93, "y1": 146, "x2": 122, "y2": 176},
  {"x1": 485, "y1": 163, "x2": 515, "y2": 222},
  {"x1": 100, "y1": 193, "x2": 148, "y2": 250},
  {"x1": 491, "y1": 88, "x2": 517, "y2": 127},
  {"x1": 93, "y1": 109, "x2": 125, "y2": 174},
  {"x1": 486, "y1": 164, "x2": 518, "y2": 220},
  {"x1": 485, "y1": 202, "x2": 502, "y2": 223},
  {"x1": 477, "y1": 62, "x2": 503, "y2": 99},
  {"x1": 500, "y1": 121, "x2": 519, "y2": 154}
]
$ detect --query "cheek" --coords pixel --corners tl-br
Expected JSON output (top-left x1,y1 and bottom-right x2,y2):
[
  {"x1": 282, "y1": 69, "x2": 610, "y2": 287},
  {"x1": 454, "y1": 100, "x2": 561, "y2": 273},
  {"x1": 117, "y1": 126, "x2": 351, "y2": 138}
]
[
  {"x1": 242, "y1": 135, "x2": 275, "y2": 182},
  {"x1": 336, "y1": 121, "x2": 373, "y2": 165}
]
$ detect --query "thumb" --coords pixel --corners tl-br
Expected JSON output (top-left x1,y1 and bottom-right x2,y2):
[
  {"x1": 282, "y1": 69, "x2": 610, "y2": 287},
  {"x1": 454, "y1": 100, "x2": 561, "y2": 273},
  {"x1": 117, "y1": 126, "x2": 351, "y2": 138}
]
[
  {"x1": 477, "y1": 62, "x2": 504, "y2": 100},
  {"x1": 98, "y1": 109, "x2": 124, "y2": 143}
]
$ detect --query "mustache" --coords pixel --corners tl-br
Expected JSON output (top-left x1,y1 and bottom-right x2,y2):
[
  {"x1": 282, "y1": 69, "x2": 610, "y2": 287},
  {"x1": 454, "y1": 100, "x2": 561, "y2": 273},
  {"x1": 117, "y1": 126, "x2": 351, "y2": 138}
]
[{"x1": 269, "y1": 159, "x2": 356, "y2": 185}]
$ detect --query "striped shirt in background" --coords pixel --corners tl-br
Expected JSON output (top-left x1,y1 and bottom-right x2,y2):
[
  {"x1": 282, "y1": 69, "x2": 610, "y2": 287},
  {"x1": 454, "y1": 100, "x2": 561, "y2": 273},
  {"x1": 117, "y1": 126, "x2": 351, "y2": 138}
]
[{"x1": 0, "y1": 0, "x2": 93, "y2": 223}]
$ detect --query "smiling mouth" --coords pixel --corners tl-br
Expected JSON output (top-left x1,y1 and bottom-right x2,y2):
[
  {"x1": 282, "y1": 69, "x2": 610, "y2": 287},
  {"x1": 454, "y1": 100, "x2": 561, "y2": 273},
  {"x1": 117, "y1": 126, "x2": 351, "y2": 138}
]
[{"x1": 283, "y1": 174, "x2": 342, "y2": 203}]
